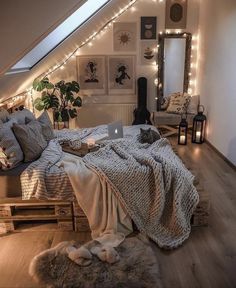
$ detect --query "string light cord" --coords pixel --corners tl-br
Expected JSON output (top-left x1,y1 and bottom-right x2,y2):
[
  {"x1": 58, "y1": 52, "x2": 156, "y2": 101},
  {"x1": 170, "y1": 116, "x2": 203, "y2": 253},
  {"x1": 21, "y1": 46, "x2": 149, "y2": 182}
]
[{"x1": 0, "y1": 0, "x2": 139, "y2": 107}]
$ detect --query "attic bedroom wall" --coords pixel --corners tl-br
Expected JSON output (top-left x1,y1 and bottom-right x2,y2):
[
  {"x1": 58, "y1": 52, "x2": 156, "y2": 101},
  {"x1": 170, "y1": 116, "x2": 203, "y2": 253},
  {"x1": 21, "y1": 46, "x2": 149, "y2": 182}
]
[
  {"x1": 0, "y1": 0, "x2": 200, "y2": 127},
  {"x1": 0, "y1": 0, "x2": 86, "y2": 75},
  {"x1": 198, "y1": 0, "x2": 236, "y2": 166}
]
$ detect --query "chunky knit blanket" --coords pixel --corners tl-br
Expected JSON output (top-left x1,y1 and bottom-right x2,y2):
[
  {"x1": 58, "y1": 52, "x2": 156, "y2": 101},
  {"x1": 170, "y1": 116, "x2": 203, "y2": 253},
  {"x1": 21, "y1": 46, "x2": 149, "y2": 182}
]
[{"x1": 83, "y1": 137, "x2": 199, "y2": 249}]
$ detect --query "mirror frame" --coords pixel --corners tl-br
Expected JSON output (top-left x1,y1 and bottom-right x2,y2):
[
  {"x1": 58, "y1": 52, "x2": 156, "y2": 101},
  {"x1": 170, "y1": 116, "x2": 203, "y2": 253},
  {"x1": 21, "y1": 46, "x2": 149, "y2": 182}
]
[{"x1": 156, "y1": 32, "x2": 192, "y2": 111}]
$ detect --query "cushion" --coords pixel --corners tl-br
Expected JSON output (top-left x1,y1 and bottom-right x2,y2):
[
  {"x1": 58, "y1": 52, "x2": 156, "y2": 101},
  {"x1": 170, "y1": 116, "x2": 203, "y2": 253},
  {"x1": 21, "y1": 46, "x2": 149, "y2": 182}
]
[
  {"x1": 166, "y1": 93, "x2": 190, "y2": 114},
  {"x1": 0, "y1": 108, "x2": 10, "y2": 123},
  {"x1": 187, "y1": 94, "x2": 200, "y2": 115},
  {"x1": 0, "y1": 119, "x2": 24, "y2": 170},
  {"x1": 8, "y1": 108, "x2": 36, "y2": 124},
  {"x1": 12, "y1": 120, "x2": 47, "y2": 162},
  {"x1": 161, "y1": 92, "x2": 180, "y2": 110},
  {"x1": 26, "y1": 111, "x2": 55, "y2": 142}
]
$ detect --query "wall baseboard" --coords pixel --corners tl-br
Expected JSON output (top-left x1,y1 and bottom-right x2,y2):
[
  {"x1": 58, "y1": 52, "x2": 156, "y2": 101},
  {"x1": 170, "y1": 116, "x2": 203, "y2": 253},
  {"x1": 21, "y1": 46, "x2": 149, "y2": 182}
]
[{"x1": 206, "y1": 140, "x2": 236, "y2": 171}]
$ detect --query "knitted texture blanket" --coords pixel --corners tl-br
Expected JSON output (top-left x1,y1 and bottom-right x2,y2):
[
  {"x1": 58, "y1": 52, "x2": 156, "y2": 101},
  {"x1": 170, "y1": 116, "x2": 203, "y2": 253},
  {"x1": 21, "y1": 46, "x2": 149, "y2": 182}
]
[{"x1": 83, "y1": 137, "x2": 199, "y2": 249}]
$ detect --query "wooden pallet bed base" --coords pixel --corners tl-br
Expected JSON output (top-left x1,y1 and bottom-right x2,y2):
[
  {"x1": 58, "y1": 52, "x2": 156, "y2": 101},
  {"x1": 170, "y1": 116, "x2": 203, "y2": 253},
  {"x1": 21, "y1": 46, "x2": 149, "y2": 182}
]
[{"x1": 0, "y1": 163, "x2": 209, "y2": 234}]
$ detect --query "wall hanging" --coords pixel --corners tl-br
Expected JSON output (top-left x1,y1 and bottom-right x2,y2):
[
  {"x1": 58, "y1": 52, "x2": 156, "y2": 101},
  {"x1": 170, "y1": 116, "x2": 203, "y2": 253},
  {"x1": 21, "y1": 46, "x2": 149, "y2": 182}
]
[
  {"x1": 165, "y1": 0, "x2": 188, "y2": 29},
  {"x1": 108, "y1": 55, "x2": 135, "y2": 95},
  {"x1": 140, "y1": 41, "x2": 157, "y2": 65},
  {"x1": 113, "y1": 22, "x2": 137, "y2": 52},
  {"x1": 140, "y1": 17, "x2": 157, "y2": 40},
  {"x1": 77, "y1": 56, "x2": 106, "y2": 95}
]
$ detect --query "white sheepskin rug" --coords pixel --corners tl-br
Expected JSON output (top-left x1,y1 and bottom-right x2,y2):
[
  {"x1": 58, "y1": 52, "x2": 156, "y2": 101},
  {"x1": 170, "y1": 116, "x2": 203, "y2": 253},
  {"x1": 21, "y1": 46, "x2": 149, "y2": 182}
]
[{"x1": 29, "y1": 235, "x2": 161, "y2": 288}]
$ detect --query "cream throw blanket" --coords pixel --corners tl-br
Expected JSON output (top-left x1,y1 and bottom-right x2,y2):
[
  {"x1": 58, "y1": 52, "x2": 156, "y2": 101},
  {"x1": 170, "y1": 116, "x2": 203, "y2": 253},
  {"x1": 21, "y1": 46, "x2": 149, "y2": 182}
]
[{"x1": 83, "y1": 137, "x2": 199, "y2": 249}]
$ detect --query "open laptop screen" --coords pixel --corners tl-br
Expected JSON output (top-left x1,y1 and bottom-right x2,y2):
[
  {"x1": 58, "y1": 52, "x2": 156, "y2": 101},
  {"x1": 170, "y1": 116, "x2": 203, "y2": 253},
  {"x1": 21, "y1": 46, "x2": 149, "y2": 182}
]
[{"x1": 108, "y1": 121, "x2": 124, "y2": 139}]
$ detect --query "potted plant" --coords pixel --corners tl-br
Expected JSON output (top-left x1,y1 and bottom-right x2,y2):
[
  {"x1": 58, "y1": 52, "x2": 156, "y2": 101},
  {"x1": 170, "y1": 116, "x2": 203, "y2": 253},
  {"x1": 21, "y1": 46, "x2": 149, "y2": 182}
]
[{"x1": 32, "y1": 77, "x2": 82, "y2": 128}]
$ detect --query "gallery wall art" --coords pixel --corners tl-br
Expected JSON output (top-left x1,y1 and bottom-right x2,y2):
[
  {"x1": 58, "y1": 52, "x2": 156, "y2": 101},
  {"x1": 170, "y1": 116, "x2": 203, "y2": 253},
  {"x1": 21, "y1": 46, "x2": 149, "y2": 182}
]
[
  {"x1": 113, "y1": 22, "x2": 137, "y2": 52},
  {"x1": 140, "y1": 17, "x2": 157, "y2": 40},
  {"x1": 77, "y1": 56, "x2": 106, "y2": 95},
  {"x1": 165, "y1": 0, "x2": 188, "y2": 29},
  {"x1": 140, "y1": 41, "x2": 157, "y2": 65},
  {"x1": 108, "y1": 55, "x2": 135, "y2": 95}
]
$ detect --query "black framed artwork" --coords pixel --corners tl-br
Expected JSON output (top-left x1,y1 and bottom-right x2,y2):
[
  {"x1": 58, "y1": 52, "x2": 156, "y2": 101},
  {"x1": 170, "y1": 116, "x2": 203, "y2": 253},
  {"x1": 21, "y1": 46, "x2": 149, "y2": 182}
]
[{"x1": 141, "y1": 17, "x2": 157, "y2": 40}]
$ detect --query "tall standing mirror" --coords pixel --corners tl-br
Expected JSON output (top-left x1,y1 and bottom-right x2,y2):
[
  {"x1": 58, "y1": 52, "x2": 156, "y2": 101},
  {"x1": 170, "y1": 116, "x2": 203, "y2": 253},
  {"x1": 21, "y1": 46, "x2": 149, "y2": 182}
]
[{"x1": 156, "y1": 32, "x2": 192, "y2": 111}]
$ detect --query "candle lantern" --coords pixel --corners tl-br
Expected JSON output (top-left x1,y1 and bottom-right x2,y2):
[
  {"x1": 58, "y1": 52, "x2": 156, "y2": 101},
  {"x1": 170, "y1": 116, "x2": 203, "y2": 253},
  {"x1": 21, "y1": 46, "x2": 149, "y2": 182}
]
[
  {"x1": 192, "y1": 105, "x2": 207, "y2": 144},
  {"x1": 178, "y1": 114, "x2": 188, "y2": 145}
]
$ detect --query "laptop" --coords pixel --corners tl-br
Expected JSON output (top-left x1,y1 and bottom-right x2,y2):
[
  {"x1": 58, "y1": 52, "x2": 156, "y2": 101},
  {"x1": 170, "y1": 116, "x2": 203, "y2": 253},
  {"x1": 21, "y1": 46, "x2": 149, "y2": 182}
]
[{"x1": 108, "y1": 120, "x2": 124, "y2": 139}]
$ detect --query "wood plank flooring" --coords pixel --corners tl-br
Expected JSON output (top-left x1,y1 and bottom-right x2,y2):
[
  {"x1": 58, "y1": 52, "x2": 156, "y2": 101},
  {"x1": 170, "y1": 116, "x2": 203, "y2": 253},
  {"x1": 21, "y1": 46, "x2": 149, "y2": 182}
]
[{"x1": 0, "y1": 136, "x2": 235, "y2": 288}]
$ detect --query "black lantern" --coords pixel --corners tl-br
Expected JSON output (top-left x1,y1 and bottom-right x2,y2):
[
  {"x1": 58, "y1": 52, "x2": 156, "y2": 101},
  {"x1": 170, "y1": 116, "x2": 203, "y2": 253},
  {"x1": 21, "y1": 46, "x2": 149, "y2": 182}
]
[
  {"x1": 178, "y1": 114, "x2": 188, "y2": 145},
  {"x1": 192, "y1": 105, "x2": 207, "y2": 144}
]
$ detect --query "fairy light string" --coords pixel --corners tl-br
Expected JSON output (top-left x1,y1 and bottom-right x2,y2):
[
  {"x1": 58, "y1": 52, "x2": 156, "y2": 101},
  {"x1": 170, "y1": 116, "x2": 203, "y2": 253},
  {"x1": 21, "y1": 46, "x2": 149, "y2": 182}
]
[
  {"x1": 0, "y1": 0, "x2": 139, "y2": 108},
  {"x1": 1, "y1": 0, "x2": 199, "y2": 109}
]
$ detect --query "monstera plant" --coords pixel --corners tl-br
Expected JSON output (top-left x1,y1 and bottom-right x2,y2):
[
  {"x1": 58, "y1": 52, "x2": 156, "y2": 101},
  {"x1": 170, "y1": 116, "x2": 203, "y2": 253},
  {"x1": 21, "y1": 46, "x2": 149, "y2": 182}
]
[{"x1": 32, "y1": 77, "x2": 82, "y2": 126}]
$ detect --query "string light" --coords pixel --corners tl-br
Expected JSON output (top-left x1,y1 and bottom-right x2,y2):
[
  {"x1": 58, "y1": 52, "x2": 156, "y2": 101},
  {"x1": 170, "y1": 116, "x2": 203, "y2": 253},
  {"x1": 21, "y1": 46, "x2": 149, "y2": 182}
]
[{"x1": 1, "y1": 0, "x2": 139, "y2": 108}]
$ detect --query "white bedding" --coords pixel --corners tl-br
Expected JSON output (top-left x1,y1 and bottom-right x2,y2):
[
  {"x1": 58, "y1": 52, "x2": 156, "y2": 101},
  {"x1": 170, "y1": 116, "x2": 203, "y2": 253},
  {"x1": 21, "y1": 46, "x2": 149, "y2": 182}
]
[{"x1": 21, "y1": 124, "x2": 154, "y2": 243}]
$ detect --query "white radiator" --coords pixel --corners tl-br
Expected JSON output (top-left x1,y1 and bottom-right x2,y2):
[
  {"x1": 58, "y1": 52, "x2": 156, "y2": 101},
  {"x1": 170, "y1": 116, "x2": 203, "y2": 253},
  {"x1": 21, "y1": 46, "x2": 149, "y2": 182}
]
[{"x1": 76, "y1": 103, "x2": 137, "y2": 128}]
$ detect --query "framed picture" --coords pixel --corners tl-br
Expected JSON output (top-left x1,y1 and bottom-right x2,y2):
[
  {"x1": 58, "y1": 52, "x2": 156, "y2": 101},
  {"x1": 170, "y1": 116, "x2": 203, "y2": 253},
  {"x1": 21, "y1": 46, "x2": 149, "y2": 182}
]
[
  {"x1": 141, "y1": 17, "x2": 157, "y2": 40},
  {"x1": 113, "y1": 22, "x2": 137, "y2": 52},
  {"x1": 140, "y1": 41, "x2": 157, "y2": 65},
  {"x1": 108, "y1": 55, "x2": 136, "y2": 95},
  {"x1": 165, "y1": 0, "x2": 188, "y2": 29},
  {"x1": 77, "y1": 56, "x2": 106, "y2": 95}
]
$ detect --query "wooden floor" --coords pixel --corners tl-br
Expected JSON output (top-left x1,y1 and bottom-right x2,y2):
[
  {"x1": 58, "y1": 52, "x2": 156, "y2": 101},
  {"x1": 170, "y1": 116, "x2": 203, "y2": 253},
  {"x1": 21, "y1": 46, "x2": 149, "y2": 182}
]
[{"x1": 0, "y1": 136, "x2": 236, "y2": 288}]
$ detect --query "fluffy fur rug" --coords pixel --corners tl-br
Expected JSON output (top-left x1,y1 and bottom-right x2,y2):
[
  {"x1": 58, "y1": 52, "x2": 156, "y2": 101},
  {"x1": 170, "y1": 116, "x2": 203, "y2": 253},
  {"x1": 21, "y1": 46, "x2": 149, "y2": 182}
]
[{"x1": 29, "y1": 235, "x2": 161, "y2": 288}]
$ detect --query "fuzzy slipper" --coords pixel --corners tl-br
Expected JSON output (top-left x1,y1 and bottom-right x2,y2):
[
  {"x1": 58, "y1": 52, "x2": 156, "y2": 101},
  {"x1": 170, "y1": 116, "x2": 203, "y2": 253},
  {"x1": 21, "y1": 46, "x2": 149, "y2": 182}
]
[
  {"x1": 90, "y1": 245, "x2": 120, "y2": 264},
  {"x1": 67, "y1": 246, "x2": 92, "y2": 266}
]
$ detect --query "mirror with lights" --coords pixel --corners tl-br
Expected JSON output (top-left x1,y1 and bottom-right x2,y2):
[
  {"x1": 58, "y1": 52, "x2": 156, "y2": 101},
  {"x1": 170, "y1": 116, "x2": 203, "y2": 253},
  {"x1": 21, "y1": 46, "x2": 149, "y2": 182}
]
[{"x1": 156, "y1": 32, "x2": 192, "y2": 110}]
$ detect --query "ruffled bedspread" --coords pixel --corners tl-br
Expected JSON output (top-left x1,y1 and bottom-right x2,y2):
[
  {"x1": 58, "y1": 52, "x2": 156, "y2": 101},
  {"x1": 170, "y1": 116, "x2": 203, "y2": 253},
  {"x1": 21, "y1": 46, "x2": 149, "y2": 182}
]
[
  {"x1": 21, "y1": 125, "x2": 199, "y2": 249},
  {"x1": 83, "y1": 137, "x2": 199, "y2": 249}
]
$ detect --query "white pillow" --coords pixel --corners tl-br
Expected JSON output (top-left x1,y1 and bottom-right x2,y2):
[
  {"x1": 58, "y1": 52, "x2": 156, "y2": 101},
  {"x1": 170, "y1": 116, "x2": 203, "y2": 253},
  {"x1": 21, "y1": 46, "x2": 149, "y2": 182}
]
[
  {"x1": 0, "y1": 119, "x2": 24, "y2": 170},
  {"x1": 161, "y1": 92, "x2": 181, "y2": 110},
  {"x1": 166, "y1": 93, "x2": 190, "y2": 114}
]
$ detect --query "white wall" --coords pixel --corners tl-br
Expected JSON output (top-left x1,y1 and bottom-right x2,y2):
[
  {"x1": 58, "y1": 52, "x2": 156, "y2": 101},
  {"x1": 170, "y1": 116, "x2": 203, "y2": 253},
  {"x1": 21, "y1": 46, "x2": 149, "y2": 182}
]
[
  {"x1": 0, "y1": 0, "x2": 200, "y2": 126},
  {"x1": 0, "y1": 0, "x2": 85, "y2": 75},
  {"x1": 198, "y1": 0, "x2": 236, "y2": 166}
]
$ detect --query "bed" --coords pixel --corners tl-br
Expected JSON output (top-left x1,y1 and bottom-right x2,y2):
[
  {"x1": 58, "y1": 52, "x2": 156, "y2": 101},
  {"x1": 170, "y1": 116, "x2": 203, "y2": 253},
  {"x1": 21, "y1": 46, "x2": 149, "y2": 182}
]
[{"x1": 0, "y1": 108, "x2": 200, "y2": 249}]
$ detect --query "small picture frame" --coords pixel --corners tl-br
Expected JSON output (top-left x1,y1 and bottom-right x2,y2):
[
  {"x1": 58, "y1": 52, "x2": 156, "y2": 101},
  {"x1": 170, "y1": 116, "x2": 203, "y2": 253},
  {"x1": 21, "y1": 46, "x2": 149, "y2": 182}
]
[
  {"x1": 165, "y1": 0, "x2": 188, "y2": 29},
  {"x1": 141, "y1": 17, "x2": 157, "y2": 40},
  {"x1": 108, "y1": 55, "x2": 136, "y2": 95},
  {"x1": 77, "y1": 56, "x2": 106, "y2": 95},
  {"x1": 140, "y1": 41, "x2": 157, "y2": 65},
  {"x1": 113, "y1": 22, "x2": 137, "y2": 52}
]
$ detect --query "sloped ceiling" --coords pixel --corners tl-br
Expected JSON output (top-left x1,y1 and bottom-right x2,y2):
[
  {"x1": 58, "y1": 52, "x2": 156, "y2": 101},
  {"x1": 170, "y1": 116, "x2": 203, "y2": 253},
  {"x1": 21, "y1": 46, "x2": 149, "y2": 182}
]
[
  {"x1": 0, "y1": 0, "x2": 86, "y2": 75},
  {"x1": 0, "y1": 0, "x2": 128, "y2": 102}
]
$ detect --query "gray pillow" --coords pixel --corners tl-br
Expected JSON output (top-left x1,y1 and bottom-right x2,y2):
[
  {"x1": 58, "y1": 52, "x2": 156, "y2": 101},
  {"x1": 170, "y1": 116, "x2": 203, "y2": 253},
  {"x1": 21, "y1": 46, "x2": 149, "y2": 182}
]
[
  {"x1": 0, "y1": 108, "x2": 10, "y2": 123},
  {"x1": 26, "y1": 111, "x2": 55, "y2": 142},
  {"x1": 0, "y1": 119, "x2": 24, "y2": 170},
  {"x1": 12, "y1": 120, "x2": 47, "y2": 162},
  {"x1": 9, "y1": 108, "x2": 36, "y2": 124}
]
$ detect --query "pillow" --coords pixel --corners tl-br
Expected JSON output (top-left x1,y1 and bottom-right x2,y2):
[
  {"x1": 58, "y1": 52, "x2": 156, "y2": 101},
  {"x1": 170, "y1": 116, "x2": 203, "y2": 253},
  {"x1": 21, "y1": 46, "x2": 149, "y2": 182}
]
[
  {"x1": 8, "y1": 108, "x2": 36, "y2": 124},
  {"x1": 161, "y1": 92, "x2": 180, "y2": 110},
  {"x1": 12, "y1": 120, "x2": 47, "y2": 162},
  {"x1": 0, "y1": 108, "x2": 10, "y2": 123},
  {"x1": 187, "y1": 95, "x2": 200, "y2": 114},
  {"x1": 0, "y1": 119, "x2": 24, "y2": 170},
  {"x1": 166, "y1": 93, "x2": 190, "y2": 114},
  {"x1": 26, "y1": 111, "x2": 55, "y2": 142}
]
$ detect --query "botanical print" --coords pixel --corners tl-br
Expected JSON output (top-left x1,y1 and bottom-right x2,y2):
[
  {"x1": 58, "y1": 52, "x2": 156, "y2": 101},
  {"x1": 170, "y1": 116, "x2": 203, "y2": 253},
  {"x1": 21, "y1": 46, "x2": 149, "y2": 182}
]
[
  {"x1": 77, "y1": 56, "x2": 106, "y2": 95},
  {"x1": 113, "y1": 22, "x2": 137, "y2": 51},
  {"x1": 140, "y1": 41, "x2": 157, "y2": 65},
  {"x1": 108, "y1": 56, "x2": 135, "y2": 94},
  {"x1": 141, "y1": 17, "x2": 157, "y2": 40}
]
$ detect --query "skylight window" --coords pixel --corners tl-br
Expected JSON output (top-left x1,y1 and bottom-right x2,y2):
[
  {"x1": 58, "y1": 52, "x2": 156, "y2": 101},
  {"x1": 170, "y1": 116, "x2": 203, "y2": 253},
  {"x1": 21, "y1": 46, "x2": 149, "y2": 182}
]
[{"x1": 6, "y1": 0, "x2": 110, "y2": 75}]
